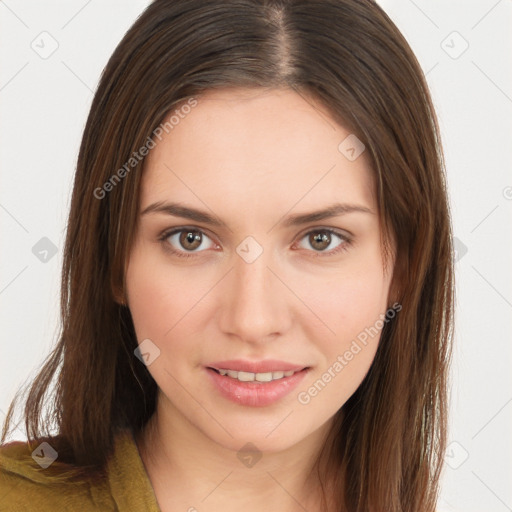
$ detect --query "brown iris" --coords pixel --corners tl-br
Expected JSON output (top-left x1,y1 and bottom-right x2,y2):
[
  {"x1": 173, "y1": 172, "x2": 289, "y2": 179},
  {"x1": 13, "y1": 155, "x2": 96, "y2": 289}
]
[
  {"x1": 179, "y1": 230, "x2": 202, "y2": 250},
  {"x1": 309, "y1": 231, "x2": 331, "y2": 251}
]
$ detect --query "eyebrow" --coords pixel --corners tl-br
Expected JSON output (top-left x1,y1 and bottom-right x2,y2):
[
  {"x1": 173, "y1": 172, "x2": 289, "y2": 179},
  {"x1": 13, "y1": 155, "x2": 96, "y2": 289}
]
[{"x1": 140, "y1": 201, "x2": 374, "y2": 228}]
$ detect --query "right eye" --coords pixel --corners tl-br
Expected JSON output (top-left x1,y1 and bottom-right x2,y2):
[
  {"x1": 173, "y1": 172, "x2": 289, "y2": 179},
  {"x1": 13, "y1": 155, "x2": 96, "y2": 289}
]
[{"x1": 159, "y1": 228, "x2": 218, "y2": 258}]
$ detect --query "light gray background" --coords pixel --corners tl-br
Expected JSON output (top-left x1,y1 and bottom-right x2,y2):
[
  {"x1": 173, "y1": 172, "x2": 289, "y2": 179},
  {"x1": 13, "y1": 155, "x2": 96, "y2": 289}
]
[{"x1": 1, "y1": 1, "x2": 511, "y2": 511}]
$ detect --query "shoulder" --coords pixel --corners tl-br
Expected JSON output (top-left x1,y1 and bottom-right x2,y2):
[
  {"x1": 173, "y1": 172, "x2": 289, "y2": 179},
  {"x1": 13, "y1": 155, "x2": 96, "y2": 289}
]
[
  {"x1": 0, "y1": 428, "x2": 160, "y2": 512},
  {"x1": 0, "y1": 436, "x2": 114, "y2": 511}
]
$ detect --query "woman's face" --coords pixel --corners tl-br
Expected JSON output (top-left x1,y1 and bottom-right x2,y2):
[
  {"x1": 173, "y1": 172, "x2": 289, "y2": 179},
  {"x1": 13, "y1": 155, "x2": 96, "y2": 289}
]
[{"x1": 125, "y1": 87, "x2": 394, "y2": 453}]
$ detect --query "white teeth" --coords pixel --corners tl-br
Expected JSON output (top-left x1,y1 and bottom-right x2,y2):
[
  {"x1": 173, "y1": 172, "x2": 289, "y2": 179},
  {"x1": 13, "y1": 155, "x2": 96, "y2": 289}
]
[
  {"x1": 255, "y1": 372, "x2": 273, "y2": 382},
  {"x1": 214, "y1": 368, "x2": 302, "y2": 382},
  {"x1": 237, "y1": 371, "x2": 255, "y2": 382}
]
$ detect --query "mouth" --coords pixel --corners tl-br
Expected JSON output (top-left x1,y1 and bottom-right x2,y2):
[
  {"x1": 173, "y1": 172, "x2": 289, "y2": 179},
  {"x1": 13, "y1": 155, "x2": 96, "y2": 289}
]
[{"x1": 204, "y1": 361, "x2": 311, "y2": 407}]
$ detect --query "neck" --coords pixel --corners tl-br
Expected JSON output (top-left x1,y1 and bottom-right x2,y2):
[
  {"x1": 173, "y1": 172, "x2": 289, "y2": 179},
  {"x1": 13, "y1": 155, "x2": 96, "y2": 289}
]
[{"x1": 135, "y1": 395, "x2": 337, "y2": 512}]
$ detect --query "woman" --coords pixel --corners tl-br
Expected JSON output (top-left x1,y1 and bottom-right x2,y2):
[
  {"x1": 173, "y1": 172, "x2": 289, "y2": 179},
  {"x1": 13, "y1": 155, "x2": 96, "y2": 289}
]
[{"x1": 0, "y1": 1, "x2": 454, "y2": 511}]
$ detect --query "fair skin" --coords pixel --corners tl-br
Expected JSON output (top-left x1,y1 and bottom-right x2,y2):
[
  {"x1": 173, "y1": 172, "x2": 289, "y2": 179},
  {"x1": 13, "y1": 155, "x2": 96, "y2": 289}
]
[{"x1": 124, "y1": 87, "x2": 394, "y2": 512}]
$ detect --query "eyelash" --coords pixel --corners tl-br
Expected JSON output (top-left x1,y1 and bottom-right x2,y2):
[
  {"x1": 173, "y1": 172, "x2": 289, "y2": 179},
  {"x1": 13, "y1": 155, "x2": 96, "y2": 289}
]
[{"x1": 157, "y1": 227, "x2": 353, "y2": 259}]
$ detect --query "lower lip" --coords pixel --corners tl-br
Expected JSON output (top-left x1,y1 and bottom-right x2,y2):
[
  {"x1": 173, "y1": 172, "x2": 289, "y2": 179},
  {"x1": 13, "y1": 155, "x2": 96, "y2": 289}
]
[{"x1": 205, "y1": 367, "x2": 309, "y2": 407}]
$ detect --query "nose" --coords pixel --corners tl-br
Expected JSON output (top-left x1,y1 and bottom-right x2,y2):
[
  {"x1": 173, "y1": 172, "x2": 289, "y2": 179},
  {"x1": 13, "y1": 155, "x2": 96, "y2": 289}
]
[{"x1": 217, "y1": 248, "x2": 292, "y2": 344}]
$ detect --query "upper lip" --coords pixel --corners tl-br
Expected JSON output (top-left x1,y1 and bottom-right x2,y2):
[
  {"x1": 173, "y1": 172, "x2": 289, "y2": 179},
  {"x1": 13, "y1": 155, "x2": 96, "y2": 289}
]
[{"x1": 206, "y1": 359, "x2": 309, "y2": 373}]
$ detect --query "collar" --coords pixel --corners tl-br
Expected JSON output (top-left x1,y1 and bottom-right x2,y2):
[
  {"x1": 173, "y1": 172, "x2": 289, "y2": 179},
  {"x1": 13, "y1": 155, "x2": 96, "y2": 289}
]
[{"x1": 106, "y1": 428, "x2": 161, "y2": 512}]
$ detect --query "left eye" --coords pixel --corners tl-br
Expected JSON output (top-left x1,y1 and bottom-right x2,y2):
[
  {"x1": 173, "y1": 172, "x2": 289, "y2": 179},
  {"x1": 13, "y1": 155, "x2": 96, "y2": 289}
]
[{"x1": 296, "y1": 229, "x2": 347, "y2": 252}]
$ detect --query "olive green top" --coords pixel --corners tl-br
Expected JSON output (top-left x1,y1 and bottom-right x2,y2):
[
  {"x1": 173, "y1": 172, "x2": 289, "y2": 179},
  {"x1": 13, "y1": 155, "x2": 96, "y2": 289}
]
[{"x1": 0, "y1": 428, "x2": 161, "y2": 511}]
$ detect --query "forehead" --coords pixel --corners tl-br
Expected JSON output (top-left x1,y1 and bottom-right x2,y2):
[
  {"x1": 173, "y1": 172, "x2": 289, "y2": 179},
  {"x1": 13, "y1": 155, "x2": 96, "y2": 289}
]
[{"x1": 140, "y1": 87, "x2": 376, "y2": 219}]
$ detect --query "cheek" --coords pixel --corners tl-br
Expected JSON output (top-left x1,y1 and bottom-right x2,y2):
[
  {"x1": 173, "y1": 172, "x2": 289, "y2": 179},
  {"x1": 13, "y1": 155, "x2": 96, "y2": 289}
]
[
  {"x1": 125, "y1": 246, "x2": 220, "y2": 383},
  {"x1": 295, "y1": 276, "x2": 387, "y2": 413},
  {"x1": 297, "y1": 256, "x2": 390, "y2": 342},
  {"x1": 125, "y1": 245, "x2": 187, "y2": 339},
  {"x1": 126, "y1": 235, "x2": 211, "y2": 324},
  {"x1": 125, "y1": 251, "x2": 204, "y2": 388},
  {"x1": 293, "y1": 253, "x2": 390, "y2": 401}
]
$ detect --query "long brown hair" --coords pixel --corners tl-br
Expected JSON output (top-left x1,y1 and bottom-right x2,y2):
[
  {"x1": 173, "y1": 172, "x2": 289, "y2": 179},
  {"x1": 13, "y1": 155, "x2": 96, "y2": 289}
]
[{"x1": 2, "y1": 1, "x2": 454, "y2": 510}]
